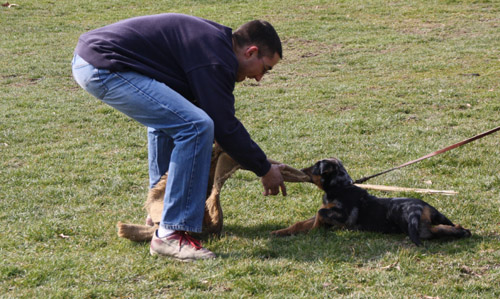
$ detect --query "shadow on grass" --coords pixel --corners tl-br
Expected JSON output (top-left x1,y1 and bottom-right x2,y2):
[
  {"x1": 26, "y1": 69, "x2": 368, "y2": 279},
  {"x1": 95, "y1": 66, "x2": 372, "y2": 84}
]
[
  {"x1": 222, "y1": 222, "x2": 482, "y2": 263},
  {"x1": 114, "y1": 222, "x2": 483, "y2": 263}
]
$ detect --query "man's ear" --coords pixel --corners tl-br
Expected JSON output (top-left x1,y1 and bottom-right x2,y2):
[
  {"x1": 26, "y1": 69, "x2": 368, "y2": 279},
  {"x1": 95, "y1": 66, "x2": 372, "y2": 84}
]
[{"x1": 244, "y1": 45, "x2": 259, "y2": 58}]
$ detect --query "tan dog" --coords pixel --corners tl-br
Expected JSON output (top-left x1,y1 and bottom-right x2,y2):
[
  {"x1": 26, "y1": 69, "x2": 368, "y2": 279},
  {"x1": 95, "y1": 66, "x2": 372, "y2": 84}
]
[{"x1": 117, "y1": 143, "x2": 311, "y2": 241}]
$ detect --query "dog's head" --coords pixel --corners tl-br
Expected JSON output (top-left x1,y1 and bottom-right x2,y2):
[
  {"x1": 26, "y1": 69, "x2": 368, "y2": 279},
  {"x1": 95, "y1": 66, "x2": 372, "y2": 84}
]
[{"x1": 301, "y1": 158, "x2": 353, "y2": 190}]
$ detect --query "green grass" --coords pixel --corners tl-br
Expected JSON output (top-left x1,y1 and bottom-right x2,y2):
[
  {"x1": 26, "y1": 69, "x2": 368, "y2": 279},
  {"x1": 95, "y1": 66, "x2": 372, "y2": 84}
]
[{"x1": 1, "y1": 0, "x2": 499, "y2": 297}]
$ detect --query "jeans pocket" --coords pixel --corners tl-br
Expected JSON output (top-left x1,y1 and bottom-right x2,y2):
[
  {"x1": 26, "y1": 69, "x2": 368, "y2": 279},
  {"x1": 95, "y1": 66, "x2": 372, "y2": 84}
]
[
  {"x1": 71, "y1": 54, "x2": 91, "y2": 70},
  {"x1": 72, "y1": 59, "x2": 109, "y2": 99}
]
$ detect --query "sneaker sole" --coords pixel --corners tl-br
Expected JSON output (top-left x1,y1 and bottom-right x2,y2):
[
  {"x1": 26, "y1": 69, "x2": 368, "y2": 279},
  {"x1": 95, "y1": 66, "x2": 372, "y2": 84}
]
[{"x1": 150, "y1": 247, "x2": 205, "y2": 262}]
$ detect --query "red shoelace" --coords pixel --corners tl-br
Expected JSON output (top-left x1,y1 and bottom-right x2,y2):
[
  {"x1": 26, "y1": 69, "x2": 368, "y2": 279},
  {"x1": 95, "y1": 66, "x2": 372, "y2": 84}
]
[{"x1": 168, "y1": 231, "x2": 203, "y2": 250}]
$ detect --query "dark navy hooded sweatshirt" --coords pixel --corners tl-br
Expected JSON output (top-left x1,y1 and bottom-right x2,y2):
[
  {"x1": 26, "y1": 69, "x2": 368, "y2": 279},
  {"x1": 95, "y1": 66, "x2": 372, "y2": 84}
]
[{"x1": 75, "y1": 13, "x2": 271, "y2": 176}]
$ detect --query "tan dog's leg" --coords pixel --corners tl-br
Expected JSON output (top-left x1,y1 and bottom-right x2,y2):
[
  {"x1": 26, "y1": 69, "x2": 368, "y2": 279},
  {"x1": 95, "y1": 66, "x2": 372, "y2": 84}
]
[
  {"x1": 116, "y1": 174, "x2": 167, "y2": 242},
  {"x1": 117, "y1": 222, "x2": 158, "y2": 242},
  {"x1": 203, "y1": 152, "x2": 240, "y2": 235},
  {"x1": 145, "y1": 174, "x2": 167, "y2": 224}
]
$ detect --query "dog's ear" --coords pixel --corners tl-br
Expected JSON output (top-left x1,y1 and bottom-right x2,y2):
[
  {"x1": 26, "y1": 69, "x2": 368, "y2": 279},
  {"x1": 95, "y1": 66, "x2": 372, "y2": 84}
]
[
  {"x1": 318, "y1": 160, "x2": 335, "y2": 175},
  {"x1": 334, "y1": 160, "x2": 353, "y2": 186}
]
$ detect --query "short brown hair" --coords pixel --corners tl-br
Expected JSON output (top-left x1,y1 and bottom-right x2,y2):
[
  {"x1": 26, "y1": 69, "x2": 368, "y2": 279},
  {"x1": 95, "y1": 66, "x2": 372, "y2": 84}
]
[{"x1": 233, "y1": 20, "x2": 282, "y2": 59}]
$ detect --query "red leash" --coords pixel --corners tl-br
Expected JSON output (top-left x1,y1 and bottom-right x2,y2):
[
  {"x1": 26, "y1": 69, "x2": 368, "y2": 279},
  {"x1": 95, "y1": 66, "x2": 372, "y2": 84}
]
[{"x1": 354, "y1": 125, "x2": 500, "y2": 184}]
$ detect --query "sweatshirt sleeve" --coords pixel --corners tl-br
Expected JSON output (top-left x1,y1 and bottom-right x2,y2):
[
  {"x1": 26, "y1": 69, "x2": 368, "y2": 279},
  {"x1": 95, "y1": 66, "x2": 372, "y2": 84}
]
[{"x1": 186, "y1": 64, "x2": 271, "y2": 177}]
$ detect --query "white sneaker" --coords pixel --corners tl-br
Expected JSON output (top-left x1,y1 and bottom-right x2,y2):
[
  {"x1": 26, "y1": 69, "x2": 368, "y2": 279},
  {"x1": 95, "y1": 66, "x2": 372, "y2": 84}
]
[{"x1": 150, "y1": 230, "x2": 216, "y2": 261}]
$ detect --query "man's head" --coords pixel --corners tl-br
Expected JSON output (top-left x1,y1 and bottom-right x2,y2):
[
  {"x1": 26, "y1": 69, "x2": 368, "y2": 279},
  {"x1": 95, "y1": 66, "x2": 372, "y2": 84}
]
[{"x1": 232, "y1": 20, "x2": 282, "y2": 82}]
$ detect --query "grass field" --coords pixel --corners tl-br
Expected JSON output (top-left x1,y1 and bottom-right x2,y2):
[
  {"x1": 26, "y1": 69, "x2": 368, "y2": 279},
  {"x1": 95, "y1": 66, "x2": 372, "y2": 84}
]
[{"x1": 1, "y1": 0, "x2": 499, "y2": 297}]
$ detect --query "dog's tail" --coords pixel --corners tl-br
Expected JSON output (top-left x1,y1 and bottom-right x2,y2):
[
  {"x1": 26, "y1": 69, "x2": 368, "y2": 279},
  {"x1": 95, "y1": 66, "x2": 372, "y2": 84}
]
[
  {"x1": 407, "y1": 211, "x2": 423, "y2": 246},
  {"x1": 117, "y1": 222, "x2": 157, "y2": 242}
]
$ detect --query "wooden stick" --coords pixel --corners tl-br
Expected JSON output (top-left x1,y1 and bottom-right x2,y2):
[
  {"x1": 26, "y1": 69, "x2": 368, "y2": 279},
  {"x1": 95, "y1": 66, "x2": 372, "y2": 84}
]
[{"x1": 355, "y1": 183, "x2": 458, "y2": 195}]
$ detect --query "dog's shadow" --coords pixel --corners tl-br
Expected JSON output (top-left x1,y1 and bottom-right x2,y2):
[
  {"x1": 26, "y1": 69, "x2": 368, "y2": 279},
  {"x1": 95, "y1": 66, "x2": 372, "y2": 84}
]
[{"x1": 219, "y1": 223, "x2": 481, "y2": 262}]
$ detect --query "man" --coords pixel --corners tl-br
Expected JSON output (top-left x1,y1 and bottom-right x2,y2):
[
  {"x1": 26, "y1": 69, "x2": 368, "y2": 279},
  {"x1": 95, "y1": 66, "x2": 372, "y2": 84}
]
[{"x1": 71, "y1": 13, "x2": 286, "y2": 261}]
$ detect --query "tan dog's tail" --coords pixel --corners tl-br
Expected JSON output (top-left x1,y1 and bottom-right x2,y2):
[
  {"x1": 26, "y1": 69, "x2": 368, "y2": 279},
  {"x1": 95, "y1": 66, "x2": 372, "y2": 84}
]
[{"x1": 117, "y1": 222, "x2": 157, "y2": 242}]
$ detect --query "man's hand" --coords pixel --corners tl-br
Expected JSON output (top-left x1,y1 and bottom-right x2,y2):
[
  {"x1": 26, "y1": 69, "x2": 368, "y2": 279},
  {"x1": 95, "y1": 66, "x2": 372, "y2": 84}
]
[{"x1": 261, "y1": 164, "x2": 287, "y2": 196}]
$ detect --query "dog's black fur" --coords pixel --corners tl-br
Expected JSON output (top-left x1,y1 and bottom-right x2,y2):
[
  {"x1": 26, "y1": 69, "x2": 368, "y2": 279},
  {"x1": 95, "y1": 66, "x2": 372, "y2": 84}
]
[{"x1": 302, "y1": 158, "x2": 471, "y2": 246}]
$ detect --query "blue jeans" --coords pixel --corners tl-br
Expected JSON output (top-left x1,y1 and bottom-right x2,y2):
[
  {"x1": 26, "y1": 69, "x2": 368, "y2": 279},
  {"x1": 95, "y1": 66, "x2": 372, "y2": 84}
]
[{"x1": 71, "y1": 54, "x2": 214, "y2": 233}]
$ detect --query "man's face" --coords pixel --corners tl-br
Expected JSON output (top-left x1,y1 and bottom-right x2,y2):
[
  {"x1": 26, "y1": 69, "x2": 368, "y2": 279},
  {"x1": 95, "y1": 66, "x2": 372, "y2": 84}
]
[{"x1": 235, "y1": 46, "x2": 280, "y2": 82}]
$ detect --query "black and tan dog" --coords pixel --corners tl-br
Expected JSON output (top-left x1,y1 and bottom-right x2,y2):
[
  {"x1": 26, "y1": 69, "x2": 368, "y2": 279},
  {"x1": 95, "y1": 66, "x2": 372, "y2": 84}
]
[{"x1": 271, "y1": 158, "x2": 471, "y2": 246}]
